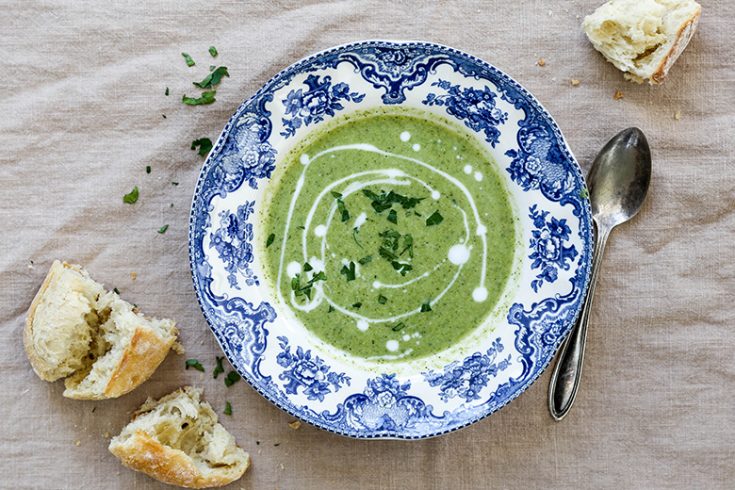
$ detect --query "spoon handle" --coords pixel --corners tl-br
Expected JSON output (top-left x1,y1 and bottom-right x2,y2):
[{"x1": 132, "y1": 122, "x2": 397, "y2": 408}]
[{"x1": 548, "y1": 223, "x2": 610, "y2": 421}]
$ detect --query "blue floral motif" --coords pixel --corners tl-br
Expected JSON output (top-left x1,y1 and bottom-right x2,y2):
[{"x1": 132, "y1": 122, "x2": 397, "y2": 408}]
[
  {"x1": 422, "y1": 79, "x2": 508, "y2": 146},
  {"x1": 424, "y1": 338, "x2": 511, "y2": 402},
  {"x1": 280, "y1": 74, "x2": 365, "y2": 138},
  {"x1": 216, "y1": 113, "x2": 278, "y2": 190},
  {"x1": 275, "y1": 336, "x2": 350, "y2": 401},
  {"x1": 528, "y1": 204, "x2": 578, "y2": 292},
  {"x1": 323, "y1": 374, "x2": 432, "y2": 432},
  {"x1": 209, "y1": 202, "x2": 258, "y2": 289}
]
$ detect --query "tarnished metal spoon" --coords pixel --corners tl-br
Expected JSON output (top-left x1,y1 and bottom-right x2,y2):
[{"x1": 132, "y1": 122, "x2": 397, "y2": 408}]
[{"x1": 548, "y1": 127, "x2": 651, "y2": 421}]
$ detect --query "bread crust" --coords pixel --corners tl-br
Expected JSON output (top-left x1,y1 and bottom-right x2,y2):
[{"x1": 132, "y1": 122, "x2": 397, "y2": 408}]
[
  {"x1": 63, "y1": 325, "x2": 177, "y2": 400},
  {"x1": 23, "y1": 261, "x2": 78, "y2": 381},
  {"x1": 109, "y1": 430, "x2": 249, "y2": 488},
  {"x1": 649, "y1": 5, "x2": 701, "y2": 84}
]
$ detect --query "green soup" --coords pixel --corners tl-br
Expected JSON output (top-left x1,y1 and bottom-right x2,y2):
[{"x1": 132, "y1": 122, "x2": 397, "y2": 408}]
[{"x1": 262, "y1": 108, "x2": 516, "y2": 361}]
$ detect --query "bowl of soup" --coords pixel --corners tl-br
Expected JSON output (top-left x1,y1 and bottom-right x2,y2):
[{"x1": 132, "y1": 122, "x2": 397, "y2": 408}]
[{"x1": 189, "y1": 41, "x2": 592, "y2": 439}]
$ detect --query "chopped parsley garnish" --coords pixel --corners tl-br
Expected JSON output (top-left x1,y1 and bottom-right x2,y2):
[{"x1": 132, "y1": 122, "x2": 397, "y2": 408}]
[
  {"x1": 340, "y1": 261, "x2": 356, "y2": 281},
  {"x1": 378, "y1": 294, "x2": 388, "y2": 304},
  {"x1": 400, "y1": 234, "x2": 414, "y2": 258},
  {"x1": 420, "y1": 302, "x2": 432, "y2": 312},
  {"x1": 362, "y1": 189, "x2": 424, "y2": 213},
  {"x1": 387, "y1": 209, "x2": 398, "y2": 224},
  {"x1": 191, "y1": 137, "x2": 213, "y2": 156},
  {"x1": 157, "y1": 224, "x2": 169, "y2": 234},
  {"x1": 391, "y1": 322, "x2": 406, "y2": 332},
  {"x1": 193, "y1": 66, "x2": 229, "y2": 89},
  {"x1": 392, "y1": 261, "x2": 413, "y2": 276},
  {"x1": 224, "y1": 371, "x2": 240, "y2": 387},
  {"x1": 331, "y1": 191, "x2": 350, "y2": 222},
  {"x1": 327, "y1": 305, "x2": 335, "y2": 313},
  {"x1": 113, "y1": 288, "x2": 120, "y2": 295},
  {"x1": 165, "y1": 87, "x2": 169, "y2": 96},
  {"x1": 580, "y1": 187, "x2": 590, "y2": 199},
  {"x1": 296, "y1": 225, "x2": 305, "y2": 230},
  {"x1": 352, "y1": 302, "x2": 362, "y2": 309},
  {"x1": 352, "y1": 228, "x2": 363, "y2": 248},
  {"x1": 213, "y1": 356, "x2": 225, "y2": 379},
  {"x1": 358, "y1": 255, "x2": 372, "y2": 265},
  {"x1": 182, "y1": 90, "x2": 216, "y2": 105},
  {"x1": 209, "y1": 46, "x2": 218, "y2": 57},
  {"x1": 171, "y1": 181, "x2": 179, "y2": 186},
  {"x1": 145, "y1": 165, "x2": 151, "y2": 174},
  {"x1": 185, "y1": 359, "x2": 205, "y2": 372},
  {"x1": 426, "y1": 210, "x2": 444, "y2": 226},
  {"x1": 123, "y1": 186, "x2": 139, "y2": 204},
  {"x1": 181, "y1": 52, "x2": 195, "y2": 67},
  {"x1": 266, "y1": 233, "x2": 275, "y2": 248},
  {"x1": 291, "y1": 269, "x2": 326, "y2": 300},
  {"x1": 224, "y1": 401, "x2": 232, "y2": 416}
]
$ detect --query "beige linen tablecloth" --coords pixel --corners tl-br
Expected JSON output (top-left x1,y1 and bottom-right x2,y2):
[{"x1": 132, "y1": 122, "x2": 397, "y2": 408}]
[{"x1": 1, "y1": 1, "x2": 733, "y2": 489}]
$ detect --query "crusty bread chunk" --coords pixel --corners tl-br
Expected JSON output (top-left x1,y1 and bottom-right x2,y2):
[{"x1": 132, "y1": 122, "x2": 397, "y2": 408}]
[
  {"x1": 109, "y1": 387, "x2": 250, "y2": 488},
  {"x1": 583, "y1": 0, "x2": 701, "y2": 84},
  {"x1": 24, "y1": 260, "x2": 178, "y2": 399}
]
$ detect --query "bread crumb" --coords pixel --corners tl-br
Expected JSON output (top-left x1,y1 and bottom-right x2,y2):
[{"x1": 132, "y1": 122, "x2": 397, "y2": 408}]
[
  {"x1": 171, "y1": 341, "x2": 186, "y2": 355},
  {"x1": 74, "y1": 440, "x2": 81, "y2": 446},
  {"x1": 288, "y1": 421, "x2": 301, "y2": 430},
  {"x1": 103, "y1": 431, "x2": 111, "y2": 438},
  {"x1": 613, "y1": 89, "x2": 624, "y2": 100},
  {"x1": 537, "y1": 58, "x2": 546, "y2": 67},
  {"x1": 674, "y1": 110, "x2": 682, "y2": 120},
  {"x1": 570, "y1": 79, "x2": 581, "y2": 86},
  {"x1": 130, "y1": 271, "x2": 137, "y2": 281}
]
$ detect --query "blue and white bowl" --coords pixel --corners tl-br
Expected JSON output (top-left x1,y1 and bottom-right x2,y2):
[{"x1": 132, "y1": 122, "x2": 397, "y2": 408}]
[{"x1": 189, "y1": 41, "x2": 592, "y2": 439}]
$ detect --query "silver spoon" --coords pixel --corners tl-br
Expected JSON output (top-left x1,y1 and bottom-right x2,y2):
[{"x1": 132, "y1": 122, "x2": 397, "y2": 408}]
[{"x1": 548, "y1": 127, "x2": 651, "y2": 421}]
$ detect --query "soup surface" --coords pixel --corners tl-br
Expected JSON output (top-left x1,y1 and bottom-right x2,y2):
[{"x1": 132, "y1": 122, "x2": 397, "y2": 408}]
[{"x1": 262, "y1": 108, "x2": 516, "y2": 361}]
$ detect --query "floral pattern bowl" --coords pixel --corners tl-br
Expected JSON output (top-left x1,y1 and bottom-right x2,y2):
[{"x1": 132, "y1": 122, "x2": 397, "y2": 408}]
[{"x1": 189, "y1": 41, "x2": 592, "y2": 439}]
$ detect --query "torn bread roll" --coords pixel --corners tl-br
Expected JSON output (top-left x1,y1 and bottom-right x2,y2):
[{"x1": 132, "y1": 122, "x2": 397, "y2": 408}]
[
  {"x1": 109, "y1": 387, "x2": 250, "y2": 488},
  {"x1": 583, "y1": 0, "x2": 701, "y2": 84},
  {"x1": 24, "y1": 260, "x2": 178, "y2": 399}
]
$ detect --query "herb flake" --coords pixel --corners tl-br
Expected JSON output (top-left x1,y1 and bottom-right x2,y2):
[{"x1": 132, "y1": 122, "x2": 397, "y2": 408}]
[
  {"x1": 165, "y1": 87, "x2": 169, "y2": 96},
  {"x1": 123, "y1": 186, "x2": 139, "y2": 204},
  {"x1": 185, "y1": 359, "x2": 205, "y2": 372},
  {"x1": 182, "y1": 90, "x2": 216, "y2": 106},
  {"x1": 224, "y1": 371, "x2": 241, "y2": 387},
  {"x1": 378, "y1": 294, "x2": 388, "y2": 305},
  {"x1": 391, "y1": 322, "x2": 406, "y2": 332},
  {"x1": 266, "y1": 233, "x2": 275, "y2": 248},
  {"x1": 387, "y1": 209, "x2": 398, "y2": 224},
  {"x1": 193, "y1": 66, "x2": 229, "y2": 89},
  {"x1": 213, "y1": 356, "x2": 225, "y2": 379},
  {"x1": 340, "y1": 261, "x2": 356, "y2": 281},
  {"x1": 157, "y1": 224, "x2": 169, "y2": 234},
  {"x1": 209, "y1": 46, "x2": 218, "y2": 57},
  {"x1": 181, "y1": 52, "x2": 195, "y2": 67},
  {"x1": 191, "y1": 137, "x2": 213, "y2": 156},
  {"x1": 426, "y1": 210, "x2": 444, "y2": 226},
  {"x1": 421, "y1": 302, "x2": 432, "y2": 312},
  {"x1": 145, "y1": 165, "x2": 151, "y2": 174},
  {"x1": 224, "y1": 401, "x2": 232, "y2": 416},
  {"x1": 358, "y1": 255, "x2": 372, "y2": 265}
]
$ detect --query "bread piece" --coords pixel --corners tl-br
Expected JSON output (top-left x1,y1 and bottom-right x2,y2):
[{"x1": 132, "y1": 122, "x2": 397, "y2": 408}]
[
  {"x1": 583, "y1": 0, "x2": 701, "y2": 84},
  {"x1": 24, "y1": 260, "x2": 178, "y2": 399},
  {"x1": 109, "y1": 387, "x2": 250, "y2": 488}
]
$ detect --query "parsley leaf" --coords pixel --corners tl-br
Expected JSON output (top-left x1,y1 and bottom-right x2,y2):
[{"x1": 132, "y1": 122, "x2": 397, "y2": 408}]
[
  {"x1": 378, "y1": 294, "x2": 388, "y2": 304},
  {"x1": 400, "y1": 234, "x2": 414, "y2": 258},
  {"x1": 421, "y1": 302, "x2": 432, "y2": 312},
  {"x1": 340, "y1": 261, "x2": 356, "y2": 281},
  {"x1": 303, "y1": 262, "x2": 313, "y2": 272},
  {"x1": 209, "y1": 46, "x2": 218, "y2": 57},
  {"x1": 123, "y1": 186, "x2": 139, "y2": 204},
  {"x1": 391, "y1": 322, "x2": 406, "y2": 332},
  {"x1": 358, "y1": 255, "x2": 372, "y2": 265},
  {"x1": 327, "y1": 305, "x2": 335, "y2": 313},
  {"x1": 185, "y1": 359, "x2": 205, "y2": 372},
  {"x1": 391, "y1": 261, "x2": 413, "y2": 276},
  {"x1": 266, "y1": 233, "x2": 275, "y2": 248},
  {"x1": 352, "y1": 302, "x2": 362, "y2": 309},
  {"x1": 224, "y1": 371, "x2": 240, "y2": 387},
  {"x1": 191, "y1": 137, "x2": 213, "y2": 156},
  {"x1": 193, "y1": 66, "x2": 229, "y2": 89},
  {"x1": 213, "y1": 356, "x2": 225, "y2": 379},
  {"x1": 181, "y1": 52, "x2": 195, "y2": 67},
  {"x1": 426, "y1": 210, "x2": 444, "y2": 226},
  {"x1": 158, "y1": 224, "x2": 169, "y2": 234},
  {"x1": 145, "y1": 165, "x2": 151, "y2": 174},
  {"x1": 290, "y1": 268, "x2": 326, "y2": 300},
  {"x1": 113, "y1": 288, "x2": 120, "y2": 295},
  {"x1": 387, "y1": 209, "x2": 398, "y2": 224},
  {"x1": 224, "y1": 401, "x2": 232, "y2": 416},
  {"x1": 165, "y1": 87, "x2": 169, "y2": 96},
  {"x1": 362, "y1": 189, "x2": 425, "y2": 213},
  {"x1": 332, "y1": 193, "x2": 350, "y2": 222},
  {"x1": 182, "y1": 90, "x2": 216, "y2": 105}
]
